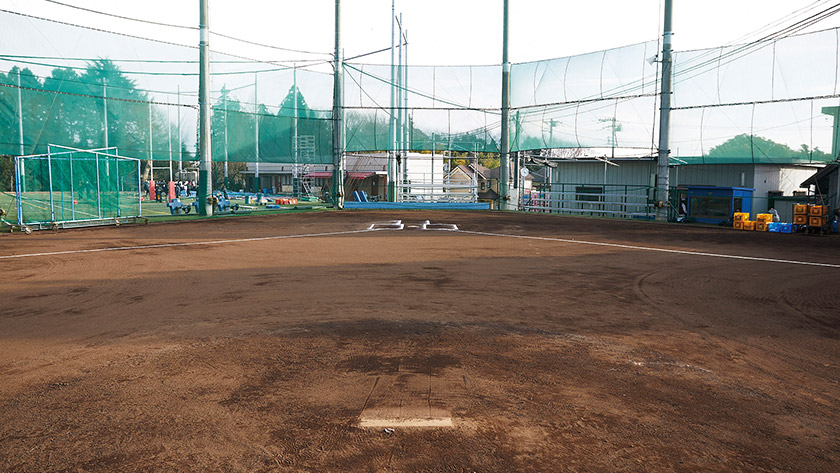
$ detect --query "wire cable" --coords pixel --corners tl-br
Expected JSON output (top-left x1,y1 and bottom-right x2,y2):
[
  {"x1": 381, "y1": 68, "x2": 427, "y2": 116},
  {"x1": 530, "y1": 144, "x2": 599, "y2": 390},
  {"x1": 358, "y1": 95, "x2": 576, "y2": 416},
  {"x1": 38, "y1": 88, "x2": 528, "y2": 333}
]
[{"x1": 43, "y1": 0, "x2": 197, "y2": 30}]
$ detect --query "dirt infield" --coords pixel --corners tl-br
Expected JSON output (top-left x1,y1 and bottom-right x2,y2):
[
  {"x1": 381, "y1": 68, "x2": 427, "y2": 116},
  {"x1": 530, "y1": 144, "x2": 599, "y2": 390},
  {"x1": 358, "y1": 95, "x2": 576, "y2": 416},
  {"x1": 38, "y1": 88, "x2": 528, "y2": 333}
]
[{"x1": 1, "y1": 210, "x2": 839, "y2": 472}]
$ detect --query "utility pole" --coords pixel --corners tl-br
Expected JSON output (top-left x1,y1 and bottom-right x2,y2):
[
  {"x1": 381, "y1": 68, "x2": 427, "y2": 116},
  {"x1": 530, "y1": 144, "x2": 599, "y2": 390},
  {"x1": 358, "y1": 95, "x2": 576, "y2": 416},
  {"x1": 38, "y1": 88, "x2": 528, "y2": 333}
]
[
  {"x1": 499, "y1": 0, "x2": 511, "y2": 210},
  {"x1": 655, "y1": 0, "x2": 673, "y2": 221},
  {"x1": 333, "y1": 0, "x2": 345, "y2": 208},
  {"x1": 198, "y1": 0, "x2": 213, "y2": 215}
]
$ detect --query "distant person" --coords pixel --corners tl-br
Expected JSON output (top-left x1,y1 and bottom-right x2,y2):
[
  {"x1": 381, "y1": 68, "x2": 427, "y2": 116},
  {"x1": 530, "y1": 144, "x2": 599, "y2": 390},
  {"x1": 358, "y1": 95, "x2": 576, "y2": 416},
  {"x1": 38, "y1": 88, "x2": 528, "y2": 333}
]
[{"x1": 768, "y1": 207, "x2": 780, "y2": 222}]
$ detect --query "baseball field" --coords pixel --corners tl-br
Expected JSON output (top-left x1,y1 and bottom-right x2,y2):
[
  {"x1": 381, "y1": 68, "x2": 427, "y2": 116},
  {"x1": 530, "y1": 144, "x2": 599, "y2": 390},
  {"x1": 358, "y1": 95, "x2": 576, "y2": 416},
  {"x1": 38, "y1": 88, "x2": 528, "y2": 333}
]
[{"x1": 1, "y1": 210, "x2": 838, "y2": 472}]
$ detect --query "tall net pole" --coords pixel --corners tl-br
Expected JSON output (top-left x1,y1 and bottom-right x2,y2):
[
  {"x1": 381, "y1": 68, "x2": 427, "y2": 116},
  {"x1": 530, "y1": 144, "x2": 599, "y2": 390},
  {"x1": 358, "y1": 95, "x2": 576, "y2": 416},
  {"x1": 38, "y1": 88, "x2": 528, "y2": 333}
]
[
  {"x1": 655, "y1": 0, "x2": 673, "y2": 221},
  {"x1": 254, "y1": 75, "x2": 260, "y2": 193},
  {"x1": 17, "y1": 70, "x2": 24, "y2": 156},
  {"x1": 223, "y1": 90, "x2": 229, "y2": 189},
  {"x1": 388, "y1": 0, "x2": 396, "y2": 202},
  {"x1": 198, "y1": 0, "x2": 213, "y2": 215},
  {"x1": 333, "y1": 0, "x2": 345, "y2": 209},
  {"x1": 499, "y1": 0, "x2": 511, "y2": 209}
]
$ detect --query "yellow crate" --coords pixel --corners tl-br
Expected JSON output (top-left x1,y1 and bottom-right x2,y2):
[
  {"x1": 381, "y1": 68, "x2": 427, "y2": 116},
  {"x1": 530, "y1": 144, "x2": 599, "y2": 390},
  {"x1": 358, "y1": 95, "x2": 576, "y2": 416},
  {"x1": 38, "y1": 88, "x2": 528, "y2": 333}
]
[
  {"x1": 808, "y1": 205, "x2": 827, "y2": 216},
  {"x1": 756, "y1": 213, "x2": 773, "y2": 223},
  {"x1": 809, "y1": 216, "x2": 828, "y2": 227},
  {"x1": 794, "y1": 204, "x2": 808, "y2": 215},
  {"x1": 733, "y1": 212, "x2": 749, "y2": 221},
  {"x1": 755, "y1": 221, "x2": 768, "y2": 232},
  {"x1": 794, "y1": 214, "x2": 808, "y2": 225},
  {"x1": 733, "y1": 220, "x2": 744, "y2": 230},
  {"x1": 743, "y1": 221, "x2": 756, "y2": 231}
]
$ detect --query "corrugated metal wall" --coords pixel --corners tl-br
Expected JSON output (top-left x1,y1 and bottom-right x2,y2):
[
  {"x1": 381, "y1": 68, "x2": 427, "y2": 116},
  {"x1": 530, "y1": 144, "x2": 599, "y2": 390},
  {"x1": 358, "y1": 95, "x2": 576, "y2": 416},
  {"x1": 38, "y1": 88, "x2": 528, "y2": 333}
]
[{"x1": 548, "y1": 160, "x2": 822, "y2": 221}]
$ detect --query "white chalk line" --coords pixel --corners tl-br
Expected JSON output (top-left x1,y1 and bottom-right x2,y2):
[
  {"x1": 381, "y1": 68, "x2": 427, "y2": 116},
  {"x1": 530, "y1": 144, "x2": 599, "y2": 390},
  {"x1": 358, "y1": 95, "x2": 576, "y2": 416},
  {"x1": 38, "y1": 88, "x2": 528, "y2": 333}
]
[
  {"x1": 0, "y1": 229, "x2": 376, "y2": 260},
  {"x1": 457, "y1": 230, "x2": 840, "y2": 269}
]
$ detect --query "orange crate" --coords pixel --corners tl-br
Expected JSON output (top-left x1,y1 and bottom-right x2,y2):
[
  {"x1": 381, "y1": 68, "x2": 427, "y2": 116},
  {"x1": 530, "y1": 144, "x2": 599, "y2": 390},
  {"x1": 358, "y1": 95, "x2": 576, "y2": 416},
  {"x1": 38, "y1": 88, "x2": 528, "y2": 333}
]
[
  {"x1": 733, "y1": 212, "x2": 749, "y2": 221},
  {"x1": 733, "y1": 220, "x2": 744, "y2": 230},
  {"x1": 809, "y1": 216, "x2": 827, "y2": 227},
  {"x1": 743, "y1": 221, "x2": 756, "y2": 231},
  {"x1": 808, "y1": 205, "x2": 827, "y2": 216},
  {"x1": 756, "y1": 213, "x2": 773, "y2": 223},
  {"x1": 794, "y1": 215, "x2": 808, "y2": 225},
  {"x1": 793, "y1": 204, "x2": 808, "y2": 215},
  {"x1": 755, "y1": 222, "x2": 768, "y2": 232}
]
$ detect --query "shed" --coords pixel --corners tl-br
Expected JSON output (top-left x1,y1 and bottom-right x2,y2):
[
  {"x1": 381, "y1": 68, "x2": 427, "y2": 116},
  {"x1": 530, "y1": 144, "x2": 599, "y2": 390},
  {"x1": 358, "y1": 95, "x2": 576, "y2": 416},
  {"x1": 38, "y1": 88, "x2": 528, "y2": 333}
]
[{"x1": 685, "y1": 186, "x2": 755, "y2": 224}]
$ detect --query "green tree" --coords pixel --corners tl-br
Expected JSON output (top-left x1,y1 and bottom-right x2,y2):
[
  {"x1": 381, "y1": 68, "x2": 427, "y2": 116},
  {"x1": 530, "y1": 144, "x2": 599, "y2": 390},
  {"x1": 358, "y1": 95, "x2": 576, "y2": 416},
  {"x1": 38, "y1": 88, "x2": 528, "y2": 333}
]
[{"x1": 707, "y1": 134, "x2": 831, "y2": 162}]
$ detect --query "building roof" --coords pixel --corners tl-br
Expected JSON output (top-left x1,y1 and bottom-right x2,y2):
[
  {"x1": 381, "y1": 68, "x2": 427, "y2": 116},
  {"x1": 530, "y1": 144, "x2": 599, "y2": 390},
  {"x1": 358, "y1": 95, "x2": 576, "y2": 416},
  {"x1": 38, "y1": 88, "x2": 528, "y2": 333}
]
[{"x1": 801, "y1": 163, "x2": 837, "y2": 188}]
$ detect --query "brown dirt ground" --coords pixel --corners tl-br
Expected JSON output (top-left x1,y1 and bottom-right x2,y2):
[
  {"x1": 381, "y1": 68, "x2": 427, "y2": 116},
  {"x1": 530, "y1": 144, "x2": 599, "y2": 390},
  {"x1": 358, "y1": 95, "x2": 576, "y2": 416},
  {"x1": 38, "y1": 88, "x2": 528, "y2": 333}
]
[{"x1": 1, "y1": 210, "x2": 839, "y2": 472}]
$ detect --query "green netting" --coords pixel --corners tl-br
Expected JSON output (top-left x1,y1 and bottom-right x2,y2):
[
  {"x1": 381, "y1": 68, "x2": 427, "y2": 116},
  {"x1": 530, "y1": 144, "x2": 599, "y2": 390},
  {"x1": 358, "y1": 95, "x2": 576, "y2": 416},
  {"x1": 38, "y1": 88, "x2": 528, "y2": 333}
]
[
  {"x1": 16, "y1": 150, "x2": 141, "y2": 225},
  {"x1": 669, "y1": 28, "x2": 840, "y2": 164},
  {"x1": 1, "y1": 8, "x2": 840, "y2": 166}
]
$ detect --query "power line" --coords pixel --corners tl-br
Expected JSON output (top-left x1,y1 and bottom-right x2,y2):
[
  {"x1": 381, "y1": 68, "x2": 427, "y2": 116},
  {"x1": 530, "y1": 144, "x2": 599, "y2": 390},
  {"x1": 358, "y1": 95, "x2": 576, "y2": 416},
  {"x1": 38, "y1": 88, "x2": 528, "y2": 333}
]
[
  {"x1": 43, "y1": 0, "x2": 197, "y2": 30},
  {"x1": 0, "y1": 56, "x2": 300, "y2": 77},
  {"x1": 0, "y1": 54, "x2": 323, "y2": 65},
  {"x1": 210, "y1": 32, "x2": 331, "y2": 56},
  {"x1": 42, "y1": 0, "x2": 331, "y2": 56},
  {"x1": 0, "y1": 9, "x2": 333, "y2": 73}
]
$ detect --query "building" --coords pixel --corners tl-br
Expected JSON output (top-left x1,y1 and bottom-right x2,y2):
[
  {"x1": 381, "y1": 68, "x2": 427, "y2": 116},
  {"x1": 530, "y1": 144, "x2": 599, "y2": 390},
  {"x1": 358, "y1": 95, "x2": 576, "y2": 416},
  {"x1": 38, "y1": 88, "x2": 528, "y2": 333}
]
[
  {"x1": 240, "y1": 152, "x2": 445, "y2": 202},
  {"x1": 801, "y1": 163, "x2": 839, "y2": 213},
  {"x1": 543, "y1": 158, "x2": 820, "y2": 221}
]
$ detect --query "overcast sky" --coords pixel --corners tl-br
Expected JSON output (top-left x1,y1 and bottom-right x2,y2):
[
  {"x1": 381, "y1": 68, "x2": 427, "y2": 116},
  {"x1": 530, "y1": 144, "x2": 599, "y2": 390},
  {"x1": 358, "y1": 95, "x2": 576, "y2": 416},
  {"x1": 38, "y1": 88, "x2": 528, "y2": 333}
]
[{"x1": 2, "y1": 0, "x2": 840, "y2": 66}]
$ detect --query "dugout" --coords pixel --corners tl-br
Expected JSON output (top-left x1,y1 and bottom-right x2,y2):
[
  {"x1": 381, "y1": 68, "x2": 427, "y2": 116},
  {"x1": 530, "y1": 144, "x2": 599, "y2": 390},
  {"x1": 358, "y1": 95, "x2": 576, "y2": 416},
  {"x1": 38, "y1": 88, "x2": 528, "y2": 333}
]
[{"x1": 685, "y1": 186, "x2": 755, "y2": 224}]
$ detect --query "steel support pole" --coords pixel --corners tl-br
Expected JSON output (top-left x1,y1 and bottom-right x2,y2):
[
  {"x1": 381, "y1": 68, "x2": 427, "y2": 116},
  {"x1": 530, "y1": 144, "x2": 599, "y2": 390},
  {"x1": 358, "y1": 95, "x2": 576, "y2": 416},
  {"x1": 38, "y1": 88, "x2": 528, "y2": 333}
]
[
  {"x1": 15, "y1": 158, "x2": 23, "y2": 225},
  {"x1": 47, "y1": 147, "x2": 55, "y2": 222},
  {"x1": 388, "y1": 0, "x2": 396, "y2": 201},
  {"x1": 293, "y1": 66, "x2": 299, "y2": 196},
  {"x1": 69, "y1": 150, "x2": 75, "y2": 220},
  {"x1": 223, "y1": 92, "x2": 229, "y2": 189},
  {"x1": 500, "y1": 0, "x2": 511, "y2": 210},
  {"x1": 103, "y1": 82, "x2": 109, "y2": 150},
  {"x1": 167, "y1": 98, "x2": 172, "y2": 178},
  {"x1": 254, "y1": 75, "x2": 260, "y2": 193},
  {"x1": 95, "y1": 153, "x2": 102, "y2": 219},
  {"x1": 17, "y1": 70, "x2": 24, "y2": 156},
  {"x1": 148, "y1": 100, "x2": 154, "y2": 181},
  {"x1": 177, "y1": 86, "x2": 183, "y2": 174},
  {"x1": 333, "y1": 0, "x2": 345, "y2": 208},
  {"x1": 198, "y1": 0, "x2": 213, "y2": 215},
  {"x1": 138, "y1": 159, "x2": 142, "y2": 216},
  {"x1": 655, "y1": 0, "x2": 673, "y2": 221}
]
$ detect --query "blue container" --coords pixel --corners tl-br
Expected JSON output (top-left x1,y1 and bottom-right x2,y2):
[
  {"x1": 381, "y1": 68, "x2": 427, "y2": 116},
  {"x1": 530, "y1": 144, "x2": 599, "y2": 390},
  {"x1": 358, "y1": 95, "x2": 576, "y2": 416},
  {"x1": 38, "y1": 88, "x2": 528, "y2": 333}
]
[
  {"x1": 768, "y1": 222, "x2": 781, "y2": 233},
  {"x1": 781, "y1": 223, "x2": 794, "y2": 233}
]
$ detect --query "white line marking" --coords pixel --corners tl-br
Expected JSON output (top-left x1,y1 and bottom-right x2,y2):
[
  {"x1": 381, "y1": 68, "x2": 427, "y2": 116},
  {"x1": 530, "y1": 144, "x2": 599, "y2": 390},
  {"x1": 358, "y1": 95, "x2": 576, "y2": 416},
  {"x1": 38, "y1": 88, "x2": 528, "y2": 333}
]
[
  {"x1": 457, "y1": 230, "x2": 840, "y2": 269},
  {"x1": 367, "y1": 220, "x2": 404, "y2": 230},
  {"x1": 0, "y1": 229, "x2": 375, "y2": 260}
]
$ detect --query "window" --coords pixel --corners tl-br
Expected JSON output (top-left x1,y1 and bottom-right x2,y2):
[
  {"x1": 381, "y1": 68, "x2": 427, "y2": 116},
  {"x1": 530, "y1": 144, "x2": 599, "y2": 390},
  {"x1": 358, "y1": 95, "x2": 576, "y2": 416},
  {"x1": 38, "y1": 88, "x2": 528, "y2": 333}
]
[
  {"x1": 575, "y1": 186, "x2": 603, "y2": 203},
  {"x1": 689, "y1": 196, "x2": 731, "y2": 219}
]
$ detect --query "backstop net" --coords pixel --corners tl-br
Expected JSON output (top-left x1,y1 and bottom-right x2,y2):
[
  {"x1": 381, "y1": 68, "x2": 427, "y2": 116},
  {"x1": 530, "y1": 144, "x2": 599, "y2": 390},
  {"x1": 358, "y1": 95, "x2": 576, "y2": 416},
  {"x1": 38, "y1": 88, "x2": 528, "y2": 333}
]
[{"x1": 1, "y1": 4, "x2": 839, "y2": 187}]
